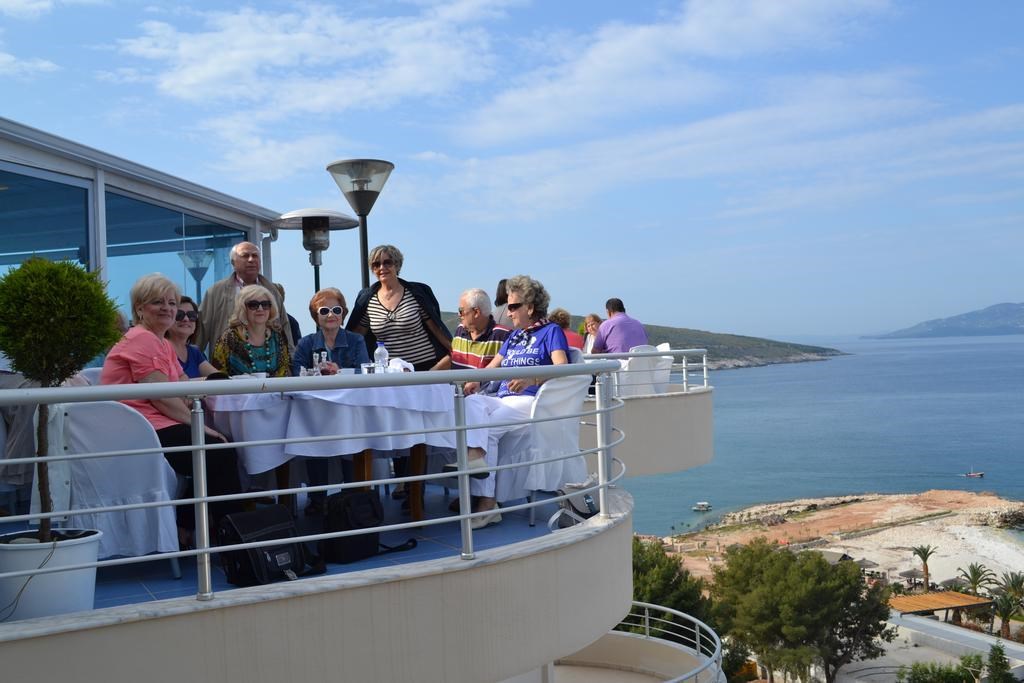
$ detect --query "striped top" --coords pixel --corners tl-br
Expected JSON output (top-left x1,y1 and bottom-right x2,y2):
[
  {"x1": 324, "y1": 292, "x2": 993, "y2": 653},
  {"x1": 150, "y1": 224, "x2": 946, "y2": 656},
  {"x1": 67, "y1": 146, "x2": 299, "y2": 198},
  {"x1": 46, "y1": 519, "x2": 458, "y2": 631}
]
[
  {"x1": 360, "y1": 289, "x2": 437, "y2": 366},
  {"x1": 451, "y1": 318, "x2": 511, "y2": 370}
]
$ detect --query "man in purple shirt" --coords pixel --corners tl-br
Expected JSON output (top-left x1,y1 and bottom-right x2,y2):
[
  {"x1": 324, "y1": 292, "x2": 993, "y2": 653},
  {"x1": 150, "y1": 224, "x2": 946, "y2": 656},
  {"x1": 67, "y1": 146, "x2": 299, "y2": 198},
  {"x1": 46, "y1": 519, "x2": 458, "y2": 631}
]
[{"x1": 591, "y1": 298, "x2": 648, "y2": 353}]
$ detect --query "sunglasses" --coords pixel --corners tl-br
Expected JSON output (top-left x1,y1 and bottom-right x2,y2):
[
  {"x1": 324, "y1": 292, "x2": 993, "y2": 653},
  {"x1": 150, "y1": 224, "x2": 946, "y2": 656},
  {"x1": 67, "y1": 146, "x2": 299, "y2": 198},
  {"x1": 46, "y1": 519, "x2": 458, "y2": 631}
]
[
  {"x1": 506, "y1": 302, "x2": 525, "y2": 311},
  {"x1": 245, "y1": 300, "x2": 273, "y2": 310},
  {"x1": 370, "y1": 258, "x2": 394, "y2": 270},
  {"x1": 457, "y1": 307, "x2": 478, "y2": 317},
  {"x1": 175, "y1": 310, "x2": 198, "y2": 322},
  {"x1": 318, "y1": 306, "x2": 345, "y2": 316}
]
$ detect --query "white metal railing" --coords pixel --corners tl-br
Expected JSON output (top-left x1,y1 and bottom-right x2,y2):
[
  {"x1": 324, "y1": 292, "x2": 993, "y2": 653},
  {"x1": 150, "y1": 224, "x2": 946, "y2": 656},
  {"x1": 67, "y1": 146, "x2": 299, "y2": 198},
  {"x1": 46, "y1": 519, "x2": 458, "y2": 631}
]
[
  {"x1": 616, "y1": 601, "x2": 723, "y2": 682},
  {"x1": 0, "y1": 359, "x2": 626, "y2": 609},
  {"x1": 583, "y1": 348, "x2": 709, "y2": 395}
]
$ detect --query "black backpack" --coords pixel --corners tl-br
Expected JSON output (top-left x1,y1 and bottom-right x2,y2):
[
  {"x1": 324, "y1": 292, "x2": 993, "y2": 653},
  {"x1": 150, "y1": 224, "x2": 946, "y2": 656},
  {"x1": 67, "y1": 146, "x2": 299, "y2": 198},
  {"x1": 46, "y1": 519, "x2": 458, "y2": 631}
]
[
  {"x1": 217, "y1": 504, "x2": 325, "y2": 586},
  {"x1": 322, "y1": 490, "x2": 416, "y2": 564}
]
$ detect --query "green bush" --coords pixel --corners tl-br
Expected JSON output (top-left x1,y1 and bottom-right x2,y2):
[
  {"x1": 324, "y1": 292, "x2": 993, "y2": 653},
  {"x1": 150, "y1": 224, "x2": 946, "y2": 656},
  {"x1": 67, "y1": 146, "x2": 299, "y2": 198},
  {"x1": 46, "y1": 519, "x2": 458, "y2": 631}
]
[
  {"x1": 0, "y1": 257, "x2": 121, "y2": 541},
  {"x1": 0, "y1": 257, "x2": 121, "y2": 388}
]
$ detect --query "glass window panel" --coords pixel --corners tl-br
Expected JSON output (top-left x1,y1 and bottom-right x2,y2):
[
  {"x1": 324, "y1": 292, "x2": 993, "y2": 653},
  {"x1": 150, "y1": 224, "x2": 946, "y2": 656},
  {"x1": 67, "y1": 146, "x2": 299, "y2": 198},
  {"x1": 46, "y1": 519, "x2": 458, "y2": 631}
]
[
  {"x1": 0, "y1": 168, "x2": 89, "y2": 270},
  {"x1": 104, "y1": 191, "x2": 245, "y2": 313}
]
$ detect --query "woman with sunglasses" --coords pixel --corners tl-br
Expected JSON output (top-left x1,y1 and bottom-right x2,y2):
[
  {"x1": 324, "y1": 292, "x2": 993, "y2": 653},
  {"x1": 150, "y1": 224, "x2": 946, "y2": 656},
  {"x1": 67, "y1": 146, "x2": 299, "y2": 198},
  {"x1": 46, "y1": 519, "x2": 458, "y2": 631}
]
[
  {"x1": 166, "y1": 295, "x2": 217, "y2": 378},
  {"x1": 459, "y1": 275, "x2": 570, "y2": 529},
  {"x1": 292, "y1": 287, "x2": 369, "y2": 376},
  {"x1": 291, "y1": 288, "x2": 370, "y2": 514},
  {"x1": 346, "y1": 244, "x2": 452, "y2": 372},
  {"x1": 211, "y1": 284, "x2": 292, "y2": 377}
]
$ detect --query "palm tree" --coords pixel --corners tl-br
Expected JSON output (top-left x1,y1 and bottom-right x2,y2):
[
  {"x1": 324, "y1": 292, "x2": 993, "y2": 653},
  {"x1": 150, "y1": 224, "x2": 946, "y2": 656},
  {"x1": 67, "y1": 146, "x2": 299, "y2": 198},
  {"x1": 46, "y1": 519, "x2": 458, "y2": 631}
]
[
  {"x1": 997, "y1": 571, "x2": 1024, "y2": 605},
  {"x1": 991, "y1": 593, "x2": 1017, "y2": 639},
  {"x1": 911, "y1": 545, "x2": 937, "y2": 593},
  {"x1": 957, "y1": 563, "x2": 996, "y2": 596}
]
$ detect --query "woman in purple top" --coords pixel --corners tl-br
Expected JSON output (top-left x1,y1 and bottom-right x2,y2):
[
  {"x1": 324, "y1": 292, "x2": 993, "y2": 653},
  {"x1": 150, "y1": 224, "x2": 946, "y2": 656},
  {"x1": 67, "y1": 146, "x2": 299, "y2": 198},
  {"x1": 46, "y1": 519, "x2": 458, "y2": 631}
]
[{"x1": 462, "y1": 275, "x2": 569, "y2": 528}]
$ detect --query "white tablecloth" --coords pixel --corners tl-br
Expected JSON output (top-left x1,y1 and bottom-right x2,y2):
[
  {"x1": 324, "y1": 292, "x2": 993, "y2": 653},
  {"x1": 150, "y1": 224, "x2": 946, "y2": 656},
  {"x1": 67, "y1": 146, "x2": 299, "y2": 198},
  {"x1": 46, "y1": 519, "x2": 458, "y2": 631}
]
[{"x1": 207, "y1": 385, "x2": 484, "y2": 474}]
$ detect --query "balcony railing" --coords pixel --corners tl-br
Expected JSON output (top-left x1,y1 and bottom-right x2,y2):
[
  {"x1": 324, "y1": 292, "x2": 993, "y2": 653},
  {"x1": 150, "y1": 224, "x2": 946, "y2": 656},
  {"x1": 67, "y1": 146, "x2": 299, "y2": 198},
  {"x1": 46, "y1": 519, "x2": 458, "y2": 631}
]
[
  {"x1": 616, "y1": 601, "x2": 723, "y2": 682},
  {"x1": 0, "y1": 349, "x2": 710, "y2": 623},
  {"x1": 0, "y1": 358, "x2": 640, "y2": 608},
  {"x1": 583, "y1": 347, "x2": 708, "y2": 396}
]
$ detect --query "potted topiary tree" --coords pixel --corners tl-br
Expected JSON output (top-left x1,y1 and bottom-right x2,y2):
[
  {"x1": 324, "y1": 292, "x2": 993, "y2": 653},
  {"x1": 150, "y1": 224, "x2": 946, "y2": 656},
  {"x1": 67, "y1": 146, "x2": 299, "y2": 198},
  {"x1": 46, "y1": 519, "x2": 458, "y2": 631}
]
[{"x1": 0, "y1": 256, "x2": 121, "y2": 620}]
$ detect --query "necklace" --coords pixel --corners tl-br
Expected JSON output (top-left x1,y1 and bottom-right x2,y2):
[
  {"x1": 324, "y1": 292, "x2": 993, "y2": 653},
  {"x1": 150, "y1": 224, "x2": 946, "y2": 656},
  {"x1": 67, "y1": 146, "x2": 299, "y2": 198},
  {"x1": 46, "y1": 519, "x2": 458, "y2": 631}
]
[
  {"x1": 376, "y1": 288, "x2": 403, "y2": 323},
  {"x1": 243, "y1": 328, "x2": 275, "y2": 373}
]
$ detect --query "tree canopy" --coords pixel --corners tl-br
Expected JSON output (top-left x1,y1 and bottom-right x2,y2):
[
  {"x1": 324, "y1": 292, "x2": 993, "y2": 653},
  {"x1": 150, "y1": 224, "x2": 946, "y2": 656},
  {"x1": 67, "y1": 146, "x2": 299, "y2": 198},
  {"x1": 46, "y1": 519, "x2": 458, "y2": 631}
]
[{"x1": 712, "y1": 538, "x2": 895, "y2": 683}]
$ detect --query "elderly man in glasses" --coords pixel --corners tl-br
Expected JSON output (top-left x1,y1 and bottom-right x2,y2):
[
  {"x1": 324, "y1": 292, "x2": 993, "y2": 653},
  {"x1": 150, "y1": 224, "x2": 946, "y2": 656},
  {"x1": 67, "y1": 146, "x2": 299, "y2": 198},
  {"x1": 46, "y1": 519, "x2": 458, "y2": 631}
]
[
  {"x1": 451, "y1": 288, "x2": 511, "y2": 372},
  {"x1": 196, "y1": 241, "x2": 293, "y2": 355}
]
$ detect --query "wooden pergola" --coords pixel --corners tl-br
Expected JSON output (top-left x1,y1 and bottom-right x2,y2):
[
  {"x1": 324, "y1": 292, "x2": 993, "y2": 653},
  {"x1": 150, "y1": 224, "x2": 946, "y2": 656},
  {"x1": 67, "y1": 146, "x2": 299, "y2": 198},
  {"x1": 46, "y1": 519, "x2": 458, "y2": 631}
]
[{"x1": 889, "y1": 591, "x2": 993, "y2": 617}]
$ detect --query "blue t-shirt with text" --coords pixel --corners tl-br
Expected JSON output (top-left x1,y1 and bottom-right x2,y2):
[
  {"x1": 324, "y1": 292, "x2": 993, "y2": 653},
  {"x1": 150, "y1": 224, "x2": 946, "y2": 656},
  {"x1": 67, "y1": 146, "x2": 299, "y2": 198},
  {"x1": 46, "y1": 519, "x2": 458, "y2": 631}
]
[{"x1": 497, "y1": 322, "x2": 570, "y2": 397}]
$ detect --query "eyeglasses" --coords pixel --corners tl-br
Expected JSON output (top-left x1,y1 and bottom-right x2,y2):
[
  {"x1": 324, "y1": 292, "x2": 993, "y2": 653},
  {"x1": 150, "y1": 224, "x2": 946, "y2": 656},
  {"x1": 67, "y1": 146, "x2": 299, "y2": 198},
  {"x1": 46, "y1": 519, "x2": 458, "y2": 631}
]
[
  {"x1": 175, "y1": 310, "x2": 198, "y2": 322},
  {"x1": 506, "y1": 302, "x2": 525, "y2": 312},
  {"x1": 457, "y1": 307, "x2": 478, "y2": 317},
  {"x1": 245, "y1": 300, "x2": 273, "y2": 310},
  {"x1": 370, "y1": 258, "x2": 394, "y2": 270},
  {"x1": 318, "y1": 306, "x2": 345, "y2": 316}
]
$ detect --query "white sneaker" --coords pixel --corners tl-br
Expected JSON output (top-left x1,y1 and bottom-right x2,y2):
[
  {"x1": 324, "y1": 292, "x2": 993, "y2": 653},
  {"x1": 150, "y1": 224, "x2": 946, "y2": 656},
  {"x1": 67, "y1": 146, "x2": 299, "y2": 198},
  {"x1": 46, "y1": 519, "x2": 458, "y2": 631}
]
[{"x1": 470, "y1": 511, "x2": 502, "y2": 529}]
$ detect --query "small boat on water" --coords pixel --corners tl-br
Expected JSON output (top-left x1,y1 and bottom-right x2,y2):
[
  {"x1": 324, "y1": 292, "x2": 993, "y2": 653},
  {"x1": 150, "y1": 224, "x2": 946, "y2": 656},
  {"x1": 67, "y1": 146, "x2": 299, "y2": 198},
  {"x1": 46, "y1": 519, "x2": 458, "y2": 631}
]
[
  {"x1": 692, "y1": 501, "x2": 712, "y2": 512},
  {"x1": 962, "y1": 468, "x2": 984, "y2": 478}
]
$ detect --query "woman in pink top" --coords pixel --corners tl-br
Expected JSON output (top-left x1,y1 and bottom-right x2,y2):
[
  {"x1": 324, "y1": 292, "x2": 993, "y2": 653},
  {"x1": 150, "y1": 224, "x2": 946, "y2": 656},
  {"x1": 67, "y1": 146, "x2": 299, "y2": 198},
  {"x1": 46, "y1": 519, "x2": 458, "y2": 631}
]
[
  {"x1": 549, "y1": 308, "x2": 584, "y2": 349},
  {"x1": 101, "y1": 274, "x2": 241, "y2": 537}
]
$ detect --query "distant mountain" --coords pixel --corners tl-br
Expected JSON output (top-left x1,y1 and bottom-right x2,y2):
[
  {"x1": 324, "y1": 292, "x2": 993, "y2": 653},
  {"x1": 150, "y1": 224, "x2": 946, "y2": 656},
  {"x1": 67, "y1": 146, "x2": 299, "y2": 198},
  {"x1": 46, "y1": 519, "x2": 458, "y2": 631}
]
[
  {"x1": 440, "y1": 312, "x2": 843, "y2": 370},
  {"x1": 872, "y1": 303, "x2": 1024, "y2": 339}
]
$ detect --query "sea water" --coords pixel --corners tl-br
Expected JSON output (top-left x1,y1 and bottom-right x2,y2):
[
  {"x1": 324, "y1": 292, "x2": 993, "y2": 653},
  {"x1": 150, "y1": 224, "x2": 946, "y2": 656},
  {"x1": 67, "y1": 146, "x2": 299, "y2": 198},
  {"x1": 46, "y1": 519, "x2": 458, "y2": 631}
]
[{"x1": 626, "y1": 335, "x2": 1024, "y2": 536}]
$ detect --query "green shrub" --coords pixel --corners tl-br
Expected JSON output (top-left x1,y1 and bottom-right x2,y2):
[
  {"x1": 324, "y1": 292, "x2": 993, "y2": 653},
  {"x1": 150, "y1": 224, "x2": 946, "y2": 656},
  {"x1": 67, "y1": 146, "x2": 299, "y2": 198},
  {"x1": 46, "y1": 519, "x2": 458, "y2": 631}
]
[
  {"x1": 0, "y1": 257, "x2": 121, "y2": 388},
  {"x1": 0, "y1": 257, "x2": 121, "y2": 541}
]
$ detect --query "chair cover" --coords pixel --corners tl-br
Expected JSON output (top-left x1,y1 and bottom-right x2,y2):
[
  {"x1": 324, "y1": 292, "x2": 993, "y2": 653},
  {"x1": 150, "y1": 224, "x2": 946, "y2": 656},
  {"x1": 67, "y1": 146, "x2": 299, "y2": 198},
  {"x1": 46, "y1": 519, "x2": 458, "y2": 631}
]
[
  {"x1": 617, "y1": 344, "x2": 659, "y2": 396},
  {"x1": 60, "y1": 402, "x2": 178, "y2": 559},
  {"x1": 494, "y1": 374, "x2": 591, "y2": 501},
  {"x1": 652, "y1": 343, "x2": 674, "y2": 393}
]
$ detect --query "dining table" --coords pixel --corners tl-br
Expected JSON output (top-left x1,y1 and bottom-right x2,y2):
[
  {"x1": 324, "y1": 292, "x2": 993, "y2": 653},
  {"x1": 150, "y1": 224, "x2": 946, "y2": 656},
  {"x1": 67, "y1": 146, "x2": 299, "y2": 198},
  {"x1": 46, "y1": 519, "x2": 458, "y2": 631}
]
[{"x1": 205, "y1": 384, "x2": 485, "y2": 521}]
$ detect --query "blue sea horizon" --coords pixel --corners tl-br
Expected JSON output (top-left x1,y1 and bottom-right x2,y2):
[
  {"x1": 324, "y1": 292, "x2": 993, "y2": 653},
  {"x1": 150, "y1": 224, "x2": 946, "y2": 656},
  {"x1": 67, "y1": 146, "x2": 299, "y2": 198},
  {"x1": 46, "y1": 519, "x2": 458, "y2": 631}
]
[{"x1": 626, "y1": 334, "x2": 1024, "y2": 537}]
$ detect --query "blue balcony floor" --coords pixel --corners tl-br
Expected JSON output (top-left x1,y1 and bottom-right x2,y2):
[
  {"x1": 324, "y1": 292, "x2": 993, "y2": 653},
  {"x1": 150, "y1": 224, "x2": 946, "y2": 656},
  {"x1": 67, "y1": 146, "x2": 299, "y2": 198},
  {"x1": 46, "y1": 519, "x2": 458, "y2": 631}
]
[{"x1": 75, "y1": 488, "x2": 562, "y2": 611}]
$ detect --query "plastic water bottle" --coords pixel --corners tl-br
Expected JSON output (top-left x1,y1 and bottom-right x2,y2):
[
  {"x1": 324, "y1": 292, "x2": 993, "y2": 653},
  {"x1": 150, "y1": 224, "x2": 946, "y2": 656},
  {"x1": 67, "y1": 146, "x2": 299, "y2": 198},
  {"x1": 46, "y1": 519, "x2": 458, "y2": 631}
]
[{"x1": 374, "y1": 342, "x2": 389, "y2": 372}]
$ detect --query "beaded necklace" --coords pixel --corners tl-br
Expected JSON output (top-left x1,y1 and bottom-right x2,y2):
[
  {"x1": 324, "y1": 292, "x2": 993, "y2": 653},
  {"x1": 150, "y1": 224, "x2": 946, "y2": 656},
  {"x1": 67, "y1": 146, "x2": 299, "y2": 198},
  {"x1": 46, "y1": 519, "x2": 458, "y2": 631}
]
[{"x1": 243, "y1": 327, "x2": 276, "y2": 373}]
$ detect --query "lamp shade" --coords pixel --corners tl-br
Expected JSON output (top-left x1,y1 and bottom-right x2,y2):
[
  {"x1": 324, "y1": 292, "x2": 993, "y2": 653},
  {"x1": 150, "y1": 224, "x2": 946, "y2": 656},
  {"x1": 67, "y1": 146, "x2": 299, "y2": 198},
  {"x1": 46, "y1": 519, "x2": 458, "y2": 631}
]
[{"x1": 326, "y1": 159, "x2": 394, "y2": 216}]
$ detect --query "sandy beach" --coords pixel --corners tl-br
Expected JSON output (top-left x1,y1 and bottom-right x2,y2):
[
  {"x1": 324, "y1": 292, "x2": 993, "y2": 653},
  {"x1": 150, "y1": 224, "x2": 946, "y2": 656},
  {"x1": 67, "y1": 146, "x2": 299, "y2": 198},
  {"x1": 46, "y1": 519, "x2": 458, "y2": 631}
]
[{"x1": 659, "y1": 490, "x2": 1024, "y2": 584}]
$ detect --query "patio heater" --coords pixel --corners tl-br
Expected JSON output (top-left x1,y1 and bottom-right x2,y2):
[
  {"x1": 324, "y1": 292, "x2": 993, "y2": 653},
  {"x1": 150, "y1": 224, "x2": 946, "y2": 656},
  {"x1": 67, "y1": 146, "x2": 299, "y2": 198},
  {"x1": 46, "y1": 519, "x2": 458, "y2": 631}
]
[
  {"x1": 325, "y1": 159, "x2": 394, "y2": 289},
  {"x1": 272, "y1": 208, "x2": 358, "y2": 292}
]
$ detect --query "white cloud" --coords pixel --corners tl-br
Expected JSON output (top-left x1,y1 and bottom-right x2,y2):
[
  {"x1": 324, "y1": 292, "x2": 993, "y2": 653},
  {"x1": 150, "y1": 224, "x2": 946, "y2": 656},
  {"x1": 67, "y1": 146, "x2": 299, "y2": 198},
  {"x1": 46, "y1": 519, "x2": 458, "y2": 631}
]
[
  {"x1": 0, "y1": 50, "x2": 58, "y2": 77},
  {"x1": 459, "y1": 0, "x2": 893, "y2": 145},
  {"x1": 95, "y1": 66, "x2": 149, "y2": 84},
  {"x1": 117, "y1": 4, "x2": 497, "y2": 109},
  {"x1": 0, "y1": 0, "x2": 52, "y2": 19},
  {"x1": 411, "y1": 79, "x2": 1024, "y2": 223},
  {"x1": 198, "y1": 113, "x2": 351, "y2": 182}
]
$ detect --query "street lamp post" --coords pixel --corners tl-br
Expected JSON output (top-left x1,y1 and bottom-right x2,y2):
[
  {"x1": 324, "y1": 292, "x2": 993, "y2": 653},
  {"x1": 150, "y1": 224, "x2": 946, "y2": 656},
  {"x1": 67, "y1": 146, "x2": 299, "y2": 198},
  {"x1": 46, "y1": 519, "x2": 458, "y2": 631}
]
[
  {"x1": 272, "y1": 208, "x2": 358, "y2": 292},
  {"x1": 325, "y1": 159, "x2": 394, "y2": 289}
]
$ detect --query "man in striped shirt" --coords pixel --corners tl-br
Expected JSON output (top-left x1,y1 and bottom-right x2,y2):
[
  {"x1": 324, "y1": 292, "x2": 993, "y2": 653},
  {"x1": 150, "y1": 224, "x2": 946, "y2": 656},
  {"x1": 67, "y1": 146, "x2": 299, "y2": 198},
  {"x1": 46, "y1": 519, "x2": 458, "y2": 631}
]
[{"x1": 451, "y1": 288, "x2": 510, "y2": 371}]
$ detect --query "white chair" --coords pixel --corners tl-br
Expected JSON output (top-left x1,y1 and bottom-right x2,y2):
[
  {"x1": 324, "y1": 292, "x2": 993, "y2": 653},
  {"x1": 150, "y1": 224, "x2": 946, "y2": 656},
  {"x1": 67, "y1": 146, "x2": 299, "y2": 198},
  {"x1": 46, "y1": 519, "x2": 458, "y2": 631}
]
[
  {"x1": 616, "y1": 344, "x2": 659, "y2": 396},
  {"x1": 652, "y1": 343, "x2": 674, "y2": 393},
  {"x1": 58, "y1": 402, "x2": 179, "y2": 562},
  {"x1": 77, "y1": 367, "x2": 103, "y2": 386},
  {"x1": 568, "y1": 347, "x2": 584, "y2": 364},
  {"x1": 494, "y1": 374, "x2": 592, "y2": 523}
]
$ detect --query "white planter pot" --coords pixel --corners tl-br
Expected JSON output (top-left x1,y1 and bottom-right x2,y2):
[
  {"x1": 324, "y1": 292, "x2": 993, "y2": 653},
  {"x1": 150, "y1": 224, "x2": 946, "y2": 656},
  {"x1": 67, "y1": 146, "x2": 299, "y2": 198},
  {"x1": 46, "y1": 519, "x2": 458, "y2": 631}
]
[{"x1": 0, "y1": 529, "x2": 102, "y2": 621}]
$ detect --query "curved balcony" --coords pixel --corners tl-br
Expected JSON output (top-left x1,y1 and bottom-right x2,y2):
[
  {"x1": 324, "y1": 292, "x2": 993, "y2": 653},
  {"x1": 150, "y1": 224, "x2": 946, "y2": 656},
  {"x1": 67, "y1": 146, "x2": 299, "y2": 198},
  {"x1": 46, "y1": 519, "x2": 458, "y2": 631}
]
[
  {"x1": 556, "y1": 601, "x2": 724, "y2": 682},
  {"x1": 0, "y1": 351, "x2": 716, "y2": 682}
]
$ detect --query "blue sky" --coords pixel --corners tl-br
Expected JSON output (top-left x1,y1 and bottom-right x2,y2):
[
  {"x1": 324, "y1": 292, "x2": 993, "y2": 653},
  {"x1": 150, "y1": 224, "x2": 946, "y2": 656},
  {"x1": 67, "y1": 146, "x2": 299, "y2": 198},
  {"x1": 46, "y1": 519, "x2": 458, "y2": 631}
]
[{"x1": 2, "y1": 0, "x2": 1022, "y2": 338}]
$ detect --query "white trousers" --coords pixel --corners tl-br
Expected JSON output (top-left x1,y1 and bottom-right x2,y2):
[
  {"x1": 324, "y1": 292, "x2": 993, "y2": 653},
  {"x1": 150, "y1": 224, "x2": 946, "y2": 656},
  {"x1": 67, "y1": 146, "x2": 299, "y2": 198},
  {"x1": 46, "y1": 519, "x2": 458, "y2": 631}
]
[{"x1": 464, "y1": 394, "x2": 533, "y2": 498}]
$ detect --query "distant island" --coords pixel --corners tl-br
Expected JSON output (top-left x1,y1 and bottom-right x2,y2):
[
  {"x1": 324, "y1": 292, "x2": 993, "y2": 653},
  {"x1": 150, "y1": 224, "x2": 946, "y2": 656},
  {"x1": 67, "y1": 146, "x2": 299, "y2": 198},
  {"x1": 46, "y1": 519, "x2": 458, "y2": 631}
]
[
  {"x1": 440, "y1": 312, "x2": 842, "y2": 370},
  {"x1": 870, "y1": 302, "x2": 1024, "y2": 339}
]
